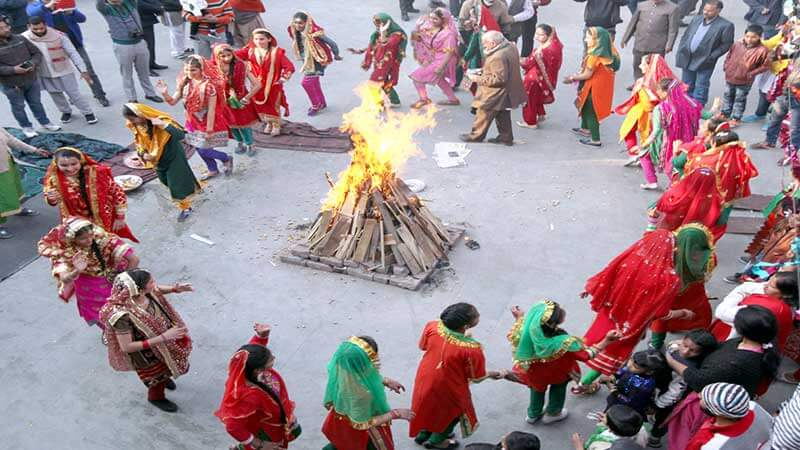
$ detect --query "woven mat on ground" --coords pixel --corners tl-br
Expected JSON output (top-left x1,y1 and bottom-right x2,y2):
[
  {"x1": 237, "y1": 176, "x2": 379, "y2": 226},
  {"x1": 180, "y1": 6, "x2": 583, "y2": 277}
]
[
  {"x1": 6, "y1": 127, "x2": 128, "y2": 200},
  {"x1": 733, "y1": 194, "x2": 773, "y2": 212},
  {"x1": 727, "y1": 216, "x2": 765, "y2": 235},
  {"x1": 252, "y1": 121, "x2": 352, "y2": 153}
]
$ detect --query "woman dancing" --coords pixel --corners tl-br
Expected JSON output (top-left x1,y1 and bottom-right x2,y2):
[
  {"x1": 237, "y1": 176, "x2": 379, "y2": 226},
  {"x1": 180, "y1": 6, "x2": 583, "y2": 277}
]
[
  {"x1": 216, "y1": 323, "x2": 301, "y2": 449},
  {"x1": 38, "y1": 217, "x2": 138, "y2": 332},
  {"x1": 517, "y1": 24, "x2": 563, "y2": 129},
  {"x1": 100, "y1": 269, "x2": 193, "y2": 412},
  {"x1": 574, "y1": 223, "x2": 716, "y2": 394},
  {"x1": 350, "y1": 13, "x2": 408, "y2": 107},
  {"x1": 409, "y1": 303, "x2": 502, "y2": 449},
  {"x1": 237, "y1": 28, "x2": 295, "y2": 136},
  {"x1": 564, "y1": 27, "x2": 620, "y2": 147},
  {"x1": 122, "y1": 103, "x2": 201, "y2": 222},
  {"x1": 322, "y1": 336, "x2": 414, "y2": 450},
  {"x1": 211, "y1": 44, "x2": 261, "y2": 157},
  {"x1": 505, "y1": 301, "x2": 619, "y2": 424},
  {"x1": 408, "y1": 7, "x2": 460, "y2": 109},
  {"x1": 157, "y1": 55, "x2": 233, "y2": 181},
  {"x1": 288, "y1": 11, "x2": 341, "y2": 116},
  {"x1": 647, "y1": 168, "x2": 726, "y2": 240},
  {"x1": 44, "y1": 147, "x2": 137, "y2": 242}
]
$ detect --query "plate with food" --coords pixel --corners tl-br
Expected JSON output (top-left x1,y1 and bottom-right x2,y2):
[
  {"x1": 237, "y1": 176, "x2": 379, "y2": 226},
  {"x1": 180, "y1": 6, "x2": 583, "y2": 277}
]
[
  {"x1": 114, "y1": 174, "x2": 143, "y2": 192},
  {"x1": 124, "y1": 152, "x2": 148, "y2": 170}
]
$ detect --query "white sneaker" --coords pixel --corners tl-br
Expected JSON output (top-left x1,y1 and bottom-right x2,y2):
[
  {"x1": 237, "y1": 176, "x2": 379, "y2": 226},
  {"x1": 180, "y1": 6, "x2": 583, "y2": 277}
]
[
  {"x1": 22, "y1": 127, "x2": 38, "y2": 138},
  {"x1": 41, "y1": 123, "x2": 61, "y2": 132},
  {"x1": 640, "y1": 183, "x2": 658, "y2": 190},
  {"x1": 541, "y1": 409, "x2": 569, "y2": 424},
  {"x1": 525, "y1": 414, "x2": 542, "y2": 425}
]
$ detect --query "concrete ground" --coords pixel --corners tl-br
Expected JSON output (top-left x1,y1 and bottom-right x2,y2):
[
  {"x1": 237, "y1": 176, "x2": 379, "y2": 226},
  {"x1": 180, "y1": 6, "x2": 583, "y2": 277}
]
[{"x1": 1, "y1": 0, "x2": 796, "y2": 449}]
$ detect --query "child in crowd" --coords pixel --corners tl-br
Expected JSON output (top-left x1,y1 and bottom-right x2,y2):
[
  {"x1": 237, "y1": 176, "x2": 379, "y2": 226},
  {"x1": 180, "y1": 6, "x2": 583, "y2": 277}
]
[
  {"x1": 605, "y1": 349, "x2": 667, "y2": 416},
  {"x1": 572, "y1": 405, "x2": 644, "y2": 450},
  {"x1": 648, "y1": 330, "x2": 718, "y2": 448},
  {"x1": 465, "y1": 431, "x2": 541, "y2": 450},
  {"x1": 721, "y1": 24, "x2": 771, "y2": 126}
]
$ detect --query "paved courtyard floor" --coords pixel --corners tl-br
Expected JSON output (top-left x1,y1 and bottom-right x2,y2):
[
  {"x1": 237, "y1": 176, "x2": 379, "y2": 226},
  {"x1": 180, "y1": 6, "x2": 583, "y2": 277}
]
[{"x1": 0, "y1": 0, "x2": 796, "y2": 448}]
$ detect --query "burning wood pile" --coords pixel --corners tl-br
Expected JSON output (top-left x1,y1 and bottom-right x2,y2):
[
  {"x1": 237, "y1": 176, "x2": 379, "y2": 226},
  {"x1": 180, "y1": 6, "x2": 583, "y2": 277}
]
[{"x1": 280, "y1": 85, "x2": 463, "y2": 290}]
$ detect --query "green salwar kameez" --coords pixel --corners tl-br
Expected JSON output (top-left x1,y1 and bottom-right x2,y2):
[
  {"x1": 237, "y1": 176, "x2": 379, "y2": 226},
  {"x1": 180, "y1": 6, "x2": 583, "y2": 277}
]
[
  {"x1": 0, "y1": 155, "x2": 24, "y2": 224},
  {"x1": 156, "y1": 125, "x2": 201, "y2": 209}
]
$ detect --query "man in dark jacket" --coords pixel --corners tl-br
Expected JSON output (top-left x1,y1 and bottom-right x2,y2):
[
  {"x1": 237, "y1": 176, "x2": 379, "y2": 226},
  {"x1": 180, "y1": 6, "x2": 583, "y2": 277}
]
[
  {"x1": 675, "y1": 0, "x2": 734, "y2": 105},
  {"x1": 138, "y1": 0, "x2": 167, "y2": 74},
  {"x1": 0, "y1": 0, "x2": 27, "y2": 33},
  {"x1": 0, "y1": 15, "x2": 58, "y2": 135},
  {"x1": 574, "y1": 0, "x2": 629, "y2": 38},
  {"x1": 26, "y1": 1, "x2": 109, "y2": 106}
]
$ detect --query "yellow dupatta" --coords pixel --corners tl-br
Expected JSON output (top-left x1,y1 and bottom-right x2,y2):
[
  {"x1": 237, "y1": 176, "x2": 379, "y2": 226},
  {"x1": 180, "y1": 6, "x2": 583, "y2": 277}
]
[{"x1": 124, "y1": 103, "x2": 183, "y2": 169}]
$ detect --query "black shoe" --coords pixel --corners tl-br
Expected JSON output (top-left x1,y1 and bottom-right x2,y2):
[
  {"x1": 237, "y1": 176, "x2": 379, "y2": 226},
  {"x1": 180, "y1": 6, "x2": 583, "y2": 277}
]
[
  {"x1": 149, "y1": 70, "x2": 159, "y2": 77},
  {"x1": 408, "y1": 7, "x2": 420, "y2": 13},
  {"x1": 97, "y1": 97, "x2": 110, "y2": 107},
  {"x1": 145, "y1": 95, "x2": 164, "y2": 103},
  {"x1": 723, "y1": 273, "x2": 742, "y2": 285},
  {"x1": 60, "y1": 112, "x2": 72, "y2": 124},
  {"x1": 165, "y1": 379, "x2": 176, "y2": 391},
  {"x1": 487, "y1": 137, "x2": 513, "y2": 146},
  {"x1": 0, "y1": 227, "x2": 12, "y2": 239},
  {"x1": 579, "y1": 138, "x2": 602, "y2": 147},
  {"x1": 738, "y1": 255, "x2": 751, "y2": 264},
  {"x1": 459, "y1": 133, "x2": 482, "y2": 143},
  {"x1": 85, "y1": 113, "x2": 98, "y2": 124},
  {"x1": 18, "y1": 208, "x2": 38, "y2": 216},
  {"x1": 401, "y1": 12, "x2": 410, "y2": 21},
  {"x1": 148, "y1": 398, "x2": 179, "y2": 413},
  {"x1": 151, "y1": 63, "x2": 168, "y2": 70}
]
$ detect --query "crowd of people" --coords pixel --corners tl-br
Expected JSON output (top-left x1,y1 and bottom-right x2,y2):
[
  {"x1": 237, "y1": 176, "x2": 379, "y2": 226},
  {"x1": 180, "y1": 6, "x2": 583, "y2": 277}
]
[{"x1": 5, "y1": 0, "x2": 800, "y2": 449}]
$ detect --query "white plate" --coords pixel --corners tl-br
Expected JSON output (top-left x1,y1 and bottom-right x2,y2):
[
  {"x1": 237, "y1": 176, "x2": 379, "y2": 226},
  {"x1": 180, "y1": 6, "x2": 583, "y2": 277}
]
[
  {"x1": 114, "y1": 175, "x2": 143, "y2": 192},
  {"x1": 405, "y1": 179, "x2": 426, "y2": 193}
]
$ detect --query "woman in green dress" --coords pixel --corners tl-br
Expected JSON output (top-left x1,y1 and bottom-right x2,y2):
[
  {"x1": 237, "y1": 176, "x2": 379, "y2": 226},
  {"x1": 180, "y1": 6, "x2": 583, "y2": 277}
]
[
  {"x1": 121, "y1": 103, "x2": 201, "y2": 222},
  {"x1": 0, "y1": 127, "x2": 50, "y2": 238}
]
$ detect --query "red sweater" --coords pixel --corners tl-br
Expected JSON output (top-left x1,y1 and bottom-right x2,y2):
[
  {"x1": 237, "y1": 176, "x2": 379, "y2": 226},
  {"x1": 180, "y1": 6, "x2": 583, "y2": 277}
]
[
  {"x1": 229, "y1": 0, "x2": 264, "y2": 12},
  {"x1": 723, "y1": 40, "x2": 770, "y2": 85}
]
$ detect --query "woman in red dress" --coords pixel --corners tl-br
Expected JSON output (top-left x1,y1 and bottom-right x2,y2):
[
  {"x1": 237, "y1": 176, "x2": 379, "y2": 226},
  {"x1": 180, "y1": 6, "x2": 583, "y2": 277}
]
[
  {"x1": 504, "y1": 301, "x2": 619, "y2": 424},
  {"x1": 237, "y1": 28, "x2": 295, "y2": 136},
  {"x1": 216, "y1": 323, "x2": 301, "y2": 449},
  {"x1": 409, "y1": 303, "x2": 502, "y2": 449},
  {"x1": 647, "y1": 167, "x2": 725, "y2": 240},
  {"x1": 212, "y1": 43, "x2": 261, "y2": 157},
  {"x1": 44, "y1": 147, "x2": 137, "y2": 242},
  {"x1": 574, "y1": 223, "x2": 716, "y2": 394},
  {"x1": 322, "y1": 336, "x2": 414, "y2": 450},
  {"x1": 517, "y1": 24, "x2": 563, "y2": 129},
  {"x1": 350, "y1": 13, "x2": 408, "y2": 107}
]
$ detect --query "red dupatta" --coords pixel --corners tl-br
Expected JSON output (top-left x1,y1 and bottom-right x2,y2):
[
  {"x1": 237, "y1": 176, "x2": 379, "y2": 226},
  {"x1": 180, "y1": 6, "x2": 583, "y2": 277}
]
[
  {"x1": 656, "y1": 168, "x2": 725, "y2": 240},
  {"x1": 44, "y1": 149, "x2": 138, "y2": 242},
  {"x1": 237, "y1": 31, "x2": 293, "y2": 117},
  {"x1": 585, "y1": 229, "x2": 683, "y2": 340},
  {"x1": 684, "y1": 141, "x2": 760, "y2": 205},
  {"x1": 287, "y1": 12, "x2": 333, "y2": 73},
  {"x1": 522, "y1": 31, "x2": 563, "y2": 105},
  {"x1": 181, "y1": 55, "x2": 229, "y2": 133}
]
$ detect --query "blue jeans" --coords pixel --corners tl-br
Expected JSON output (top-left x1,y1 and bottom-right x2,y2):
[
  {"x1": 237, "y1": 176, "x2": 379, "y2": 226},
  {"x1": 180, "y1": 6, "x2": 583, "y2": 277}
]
[
  {"x1": 721, "y1": 83, "x2": 752, "y2": 120},
  {"x1": 681, "y1": 67, "x2": 714, "y2": 107},
  {"x1": 791, "y1": 95, "x2": 800, "y2": 151},
  {"x1": 765, "y1": 95, "x2": 788, "y2": 145},
  {"x1": 1, "y1": 79, "x2": 51, "y2": 128}
]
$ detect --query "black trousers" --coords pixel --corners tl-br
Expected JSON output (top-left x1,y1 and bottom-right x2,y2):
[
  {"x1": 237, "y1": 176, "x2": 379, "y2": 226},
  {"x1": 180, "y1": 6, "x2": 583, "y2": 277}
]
[
  {"x1": 143, "y1": 25, "x2": 157, "y2": 68},
  {"x1": 449, "y1": 0, "x2": 464, "y2": 16},
  {"x1": 399, "y1": 0, "x2": 415, "y2": 13},
  {"x1": 519, "y1": 16, "x2": 538, "y2": 58}
]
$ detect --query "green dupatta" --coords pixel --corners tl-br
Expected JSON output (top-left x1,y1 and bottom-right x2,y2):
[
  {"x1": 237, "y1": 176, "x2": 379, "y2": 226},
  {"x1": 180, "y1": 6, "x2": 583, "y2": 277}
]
[
  {"x1": 509, "y1": 301, "x2": 583, "y2": 369},
  {"x1": 370, "y1": 12, "x2": 408, "y2": 62},
  {"x1": 674, "y1": 224, "x2": 715, "y2": 288},
  {"x1": 323, "y1": 337, "x2": 391, "y2": 429},
  {"x1": 587, "y1": 27, "x2": 620, "y2": 72}
]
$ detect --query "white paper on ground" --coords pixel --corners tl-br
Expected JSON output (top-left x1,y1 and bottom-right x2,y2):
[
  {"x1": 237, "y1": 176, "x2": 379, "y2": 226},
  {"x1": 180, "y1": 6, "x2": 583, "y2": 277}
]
[{"x1": 433, "y1": 142, "x2": 471, "y2": 168}]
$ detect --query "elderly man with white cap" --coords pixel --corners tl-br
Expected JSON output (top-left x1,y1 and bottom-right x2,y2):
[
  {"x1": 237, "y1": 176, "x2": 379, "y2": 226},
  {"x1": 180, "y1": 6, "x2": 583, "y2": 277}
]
[{"x1": 686, "y1": 382, "x2": 772, "y2": 449}]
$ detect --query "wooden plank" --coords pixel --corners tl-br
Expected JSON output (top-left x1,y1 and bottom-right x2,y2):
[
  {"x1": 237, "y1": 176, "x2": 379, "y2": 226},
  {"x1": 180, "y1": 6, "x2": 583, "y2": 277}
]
[
  {"x1": 308, "y1": 210, "x2": 333, "y2": 244},
  {"x1": 339, "y1": 192, "x2": 357, "y2": 217},
  {"x1": 372, "y1": 191, "x2": 406, "y2": 267},
  {"x1": 396, "y1": 243, "x2": 423, "y2": 276},
  {"x1": 317, "y1": 218, "x2": 351, "y2": 256},
  {"x1": 353, "y1": 219, "x2": 377, "y2": 262}
]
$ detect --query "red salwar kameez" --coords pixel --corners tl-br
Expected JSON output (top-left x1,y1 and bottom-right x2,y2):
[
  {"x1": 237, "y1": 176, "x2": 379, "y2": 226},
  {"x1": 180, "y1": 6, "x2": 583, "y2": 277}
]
[
  {"x1": 363, "y1": 18, "x2": 406, "y2": 106},
  {"x1": 236, "y1": 30, "x2": 295, "y2": 127},
  {"x1": 409, "y1": 321, "x2": 487, "y2": 442},
  {"x1": 44, "y1": 149, "x2": 137, "y2": 242},
  {"x1": 649, "y1": 167, "x2": 726, "y2": 241},
  {"x1": 520, "y1": 31, "x2": 563, "y2": 127},
  {"x1": 582, "y1": 226, "x2": 715, "y2": 375},
  {"x1": 683, "y1": 141, "x2": 760, "y2": 206},
  {"x1": 709, "y1": 293, "x2": 794, "y2": 350},
  {"x1": 322, "y1": 411, "x2": 395, "y2": 450},
  {"x1": 216, "y1": 335, "x2": 300, "y2": 449},
  {"x1": 212, "y1": 44, "x2": 259, "y2": 128}
]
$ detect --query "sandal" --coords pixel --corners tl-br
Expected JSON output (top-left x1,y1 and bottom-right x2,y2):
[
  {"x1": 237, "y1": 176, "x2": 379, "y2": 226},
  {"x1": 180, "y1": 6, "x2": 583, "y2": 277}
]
[
  {"x1": 200, "y1": 171, "x2": 219, "y2": 181},
  {"x1": 424, "y1": 439, "x2": 459, "y2": 450},
  {"x1": 516, "y1": 121, "x2": 538, "y2": 129},
  {"x1": 436, "y1": 99, "x2": 460, "y2": 106},
  {"x1": 579, "y1": 138, "x2": 602, "y2": 147},
  {"x1": 177, "y1": 208, "x2": 193, "y2": 223},
  {"x1": 571, "y1": 127, "x2": 591, "y2": 137},
  {"x1": 411, "y1": 99, "x2": 432, "y2": 109},
  {"x1": 271, "y1": 126, "x2": 281, "y2": 136},
  {"x1": 570, "y1": 382, "x2": 600, "y2": 396}
]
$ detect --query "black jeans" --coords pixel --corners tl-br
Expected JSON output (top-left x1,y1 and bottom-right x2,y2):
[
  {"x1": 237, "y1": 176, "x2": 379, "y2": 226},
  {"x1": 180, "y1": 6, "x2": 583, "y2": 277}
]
[
  {"x1": 143, "y1": 25, "x2": 157, "y2": 67},
  {"x1": 519, "y1": 16, "x2": 538, "y2": 58},
  {"x1": 399, "y1": 0, "x2": 415, "y2": 13}
]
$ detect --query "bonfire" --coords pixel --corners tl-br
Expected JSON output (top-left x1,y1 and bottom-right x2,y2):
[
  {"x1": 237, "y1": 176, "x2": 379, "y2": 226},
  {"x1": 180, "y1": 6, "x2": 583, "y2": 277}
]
[{"x1": 281, "y1": 84, "x2": 463, "y2": 290}]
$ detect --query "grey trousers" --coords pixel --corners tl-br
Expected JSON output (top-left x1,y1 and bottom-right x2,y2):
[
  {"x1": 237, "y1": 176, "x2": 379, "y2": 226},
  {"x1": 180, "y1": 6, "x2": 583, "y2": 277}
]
[
  {"x1": 75, "y1": 45, "x2": 107, "y2": 101},
  {"x1": 41, "y1": 74, "x2": 94, "y2": 115},
  {"x1": 232, "y1": 16, "x2": 264, "y2": 48},
  {"x1": 112, "y1": 40, "x2": 157, "y2": 101}
]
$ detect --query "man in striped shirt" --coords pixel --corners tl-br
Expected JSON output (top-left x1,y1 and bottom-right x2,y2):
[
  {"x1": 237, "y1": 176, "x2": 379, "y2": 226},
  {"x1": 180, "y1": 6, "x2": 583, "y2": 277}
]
[
  {"x1": 772, "y1": 384, "x2": 800, "y2": 450},
  {"x1": 184, "y1": 0, "x2": 233, "y2": 58}
]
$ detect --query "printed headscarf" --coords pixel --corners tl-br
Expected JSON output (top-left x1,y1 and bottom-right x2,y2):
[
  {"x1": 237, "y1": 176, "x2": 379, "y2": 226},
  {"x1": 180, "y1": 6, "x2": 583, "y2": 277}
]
[{"x1": 370, "y1": 13, "x2": 408, "y2": 62}]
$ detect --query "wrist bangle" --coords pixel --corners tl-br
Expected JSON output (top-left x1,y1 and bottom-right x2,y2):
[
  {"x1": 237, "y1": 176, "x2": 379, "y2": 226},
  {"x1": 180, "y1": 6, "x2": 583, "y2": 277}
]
[
  {"x1": 142, "y1": 339, "x2": 150, "y2": 350},
  {"x1": 390, "y1": 410, "x2": 399, "y2": 420}
]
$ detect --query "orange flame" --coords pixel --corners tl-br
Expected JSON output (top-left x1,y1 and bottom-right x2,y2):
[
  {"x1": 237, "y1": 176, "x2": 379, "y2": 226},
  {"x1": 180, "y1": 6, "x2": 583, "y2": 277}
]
[{"x1": 321, "y1": 83, "x2": 437, "y2": 211}]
